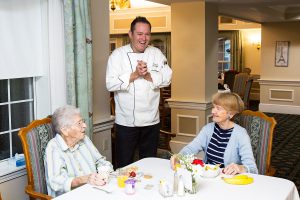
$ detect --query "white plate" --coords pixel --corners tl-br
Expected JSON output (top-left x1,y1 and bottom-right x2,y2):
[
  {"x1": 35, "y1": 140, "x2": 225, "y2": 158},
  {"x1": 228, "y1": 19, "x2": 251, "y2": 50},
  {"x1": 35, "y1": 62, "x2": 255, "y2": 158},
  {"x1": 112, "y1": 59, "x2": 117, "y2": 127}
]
[{"x1": 199, "y1": 164, "x2": 220, "y2": 178}]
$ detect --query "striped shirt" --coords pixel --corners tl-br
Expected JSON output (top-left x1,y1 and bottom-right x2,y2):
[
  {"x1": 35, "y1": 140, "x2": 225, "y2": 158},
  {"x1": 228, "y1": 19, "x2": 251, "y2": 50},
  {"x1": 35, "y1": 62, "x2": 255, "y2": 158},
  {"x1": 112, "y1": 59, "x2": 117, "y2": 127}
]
[
  {"x1": 206, "y1": 123, "x2": 233, "y2": 167},
  {"x1": 44, "y1": 134, "x2": 113, "y2": 197}
]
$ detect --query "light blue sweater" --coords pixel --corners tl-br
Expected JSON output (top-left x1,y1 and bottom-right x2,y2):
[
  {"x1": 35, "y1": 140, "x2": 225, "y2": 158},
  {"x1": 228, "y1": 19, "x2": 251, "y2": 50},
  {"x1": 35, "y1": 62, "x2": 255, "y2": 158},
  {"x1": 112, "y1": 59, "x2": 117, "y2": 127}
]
[{"x1": 180, "y1": 122, "x2": 258, "y2": 174}]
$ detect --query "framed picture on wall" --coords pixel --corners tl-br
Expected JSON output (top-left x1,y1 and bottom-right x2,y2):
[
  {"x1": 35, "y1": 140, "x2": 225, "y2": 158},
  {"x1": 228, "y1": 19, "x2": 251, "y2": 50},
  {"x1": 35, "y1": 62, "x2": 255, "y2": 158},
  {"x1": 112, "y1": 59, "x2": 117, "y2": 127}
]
[{"x1": 275, "y1": 41, "x2": 289, "y2": 67}]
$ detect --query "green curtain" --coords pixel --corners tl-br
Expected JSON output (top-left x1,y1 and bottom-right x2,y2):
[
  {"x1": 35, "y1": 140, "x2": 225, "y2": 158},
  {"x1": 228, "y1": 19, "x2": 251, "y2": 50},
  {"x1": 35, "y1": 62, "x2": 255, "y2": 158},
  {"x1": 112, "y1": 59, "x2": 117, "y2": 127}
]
[
  {"x1": 231, "y1": 30, "x2": 243, "y2": 72},
  {"x1": 63, "y1": 0, "x2": 93, "y2": 137}
]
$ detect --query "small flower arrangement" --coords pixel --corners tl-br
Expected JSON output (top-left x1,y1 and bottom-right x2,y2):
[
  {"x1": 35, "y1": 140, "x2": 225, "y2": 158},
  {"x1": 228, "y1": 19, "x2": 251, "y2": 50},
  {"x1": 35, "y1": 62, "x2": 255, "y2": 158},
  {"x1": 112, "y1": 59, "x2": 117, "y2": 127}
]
[
  {"x1": 175, "y1": 154, "x2": 204, "y2": 194},
  {"x1": 175, "y1": 154, "x2": 204, "y2": 176}
]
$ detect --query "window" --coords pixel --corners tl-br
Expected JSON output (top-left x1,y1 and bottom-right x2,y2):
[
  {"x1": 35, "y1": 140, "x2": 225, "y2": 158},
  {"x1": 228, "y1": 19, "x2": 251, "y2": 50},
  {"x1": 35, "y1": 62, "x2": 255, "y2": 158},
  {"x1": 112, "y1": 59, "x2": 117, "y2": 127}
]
[
  {"x1": 218, "y1": 38, "x2": 231, "y2": 73},
  {"x1": 0, "y1": 78, "x2": 34, "y2": 161}
]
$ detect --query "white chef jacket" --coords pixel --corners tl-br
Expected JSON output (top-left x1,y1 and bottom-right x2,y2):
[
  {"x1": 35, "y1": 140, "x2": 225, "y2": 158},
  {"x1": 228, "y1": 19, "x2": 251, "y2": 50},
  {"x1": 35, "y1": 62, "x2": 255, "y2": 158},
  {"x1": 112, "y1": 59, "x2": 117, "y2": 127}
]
[{"x1": 106, "y1": 44, "x2": 172, "y2": 127}]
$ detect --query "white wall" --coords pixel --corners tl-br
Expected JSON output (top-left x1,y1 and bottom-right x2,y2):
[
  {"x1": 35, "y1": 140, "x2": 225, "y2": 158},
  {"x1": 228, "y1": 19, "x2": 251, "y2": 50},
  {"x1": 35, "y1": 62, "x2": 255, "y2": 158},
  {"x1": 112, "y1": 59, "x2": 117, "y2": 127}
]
[
  {"x1": 90, "y1": 0, "x2": 113, "y2": 162},
  {"x1": 259, "y1": 21, "x2": 300, "y2": 114},
  {"x1": 0, "y1": 175, "x2": 28, "y2": 200},
  {"x1": 241, "y1": 29, "x2": 261, "y2": 75}
]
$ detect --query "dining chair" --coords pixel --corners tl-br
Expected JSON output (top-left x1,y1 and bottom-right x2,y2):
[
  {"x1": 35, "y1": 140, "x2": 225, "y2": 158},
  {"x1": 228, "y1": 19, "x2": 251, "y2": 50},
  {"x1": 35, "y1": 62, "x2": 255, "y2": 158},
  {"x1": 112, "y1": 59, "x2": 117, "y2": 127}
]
[
  {"x1": 18, "y1": 117, "x2": 54, "y2": 200},
  {"x1": 223, "y1": 70, "x2": 239, "y2": 90},
  {"x1": 159, "y1": 87, "x2": 171, "y2": 131},
  {"x1": 158, "y1": 86, "x2": 173, "y2": 158},
  {"x1": 157, "y1": 129, "x2": 176, "y2": 159},
  {"x1": 159, "y1": 129, "x2": 176, "y2": 151},
  {"x1": 242, "y1": 67, "x2": 252, "y2": 75},
  {"x1": 234, "y1": 110, "x2": 277, "y2": 176},
  {"x1": 243, "y1": 79, "x2": 253, "y2": 109},
  {"x1": 232, "y1": 72, "x2": 249, "y2": 97}
]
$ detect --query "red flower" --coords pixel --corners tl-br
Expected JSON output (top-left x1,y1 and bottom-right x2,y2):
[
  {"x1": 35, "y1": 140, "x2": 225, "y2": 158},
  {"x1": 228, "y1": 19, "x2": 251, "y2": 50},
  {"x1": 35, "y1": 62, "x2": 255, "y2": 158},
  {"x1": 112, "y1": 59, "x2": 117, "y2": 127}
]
[
  {"x1": 192, "y1": 159, "x2": 204, "y2": 167},
  {"x1": 129, "y1": 171, "x2": 136, "y2": 177}
]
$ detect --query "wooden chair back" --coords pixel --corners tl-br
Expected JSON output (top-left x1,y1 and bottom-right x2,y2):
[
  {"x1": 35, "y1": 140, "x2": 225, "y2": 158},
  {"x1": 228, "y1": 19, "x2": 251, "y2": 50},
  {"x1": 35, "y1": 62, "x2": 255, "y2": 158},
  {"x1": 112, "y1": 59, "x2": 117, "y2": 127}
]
[
  {"x1": 242, "y1": 67, "x2": 252, "y2": 75},
  {"x1": 235, "y1": 110, "x2": 277, "y2": 175},
  {"x1": 159, "y1": 86, "x2": 171, "y2": 130},
  {"x1": 232, "y1": 73, "x2": 249, "y2": 97},
  {"x1": 18, "y1": 118, "x2": 54, "y2": 200},
  {"x1": 243, "y1": 79, "x2": 253, "y2": 109}
]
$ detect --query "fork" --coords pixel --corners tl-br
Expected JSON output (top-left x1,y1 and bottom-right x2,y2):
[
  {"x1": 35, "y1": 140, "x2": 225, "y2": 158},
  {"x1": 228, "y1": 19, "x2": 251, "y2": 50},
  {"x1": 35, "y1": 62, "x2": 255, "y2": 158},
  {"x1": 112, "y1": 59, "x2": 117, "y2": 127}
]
[{"x1": 92, "y1": 186, "x2": 113, "y2": 194}]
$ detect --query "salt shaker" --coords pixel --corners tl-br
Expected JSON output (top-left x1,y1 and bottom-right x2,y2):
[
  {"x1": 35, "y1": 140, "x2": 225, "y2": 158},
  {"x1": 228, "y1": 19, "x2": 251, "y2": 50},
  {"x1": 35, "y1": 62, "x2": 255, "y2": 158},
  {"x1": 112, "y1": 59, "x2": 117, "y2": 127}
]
[
  {"x1": 177, "y1": 175, "x2": 185, "y2": 196},
  {"x1": 159, "y1": 179, "x2": 173, "y2": 197},
  {"x1": 173, "y1": 171, "x2": 179, "y2": 194}
]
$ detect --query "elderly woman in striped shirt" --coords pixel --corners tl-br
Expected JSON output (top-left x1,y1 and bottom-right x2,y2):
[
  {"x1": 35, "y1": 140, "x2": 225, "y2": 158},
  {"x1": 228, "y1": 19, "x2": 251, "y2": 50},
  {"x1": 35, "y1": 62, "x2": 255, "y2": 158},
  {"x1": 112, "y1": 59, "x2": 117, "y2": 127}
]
[
  {"x1": 44, "y1": 105, "x2": 113, "y2": 197},
  {"x1": 170, "y1": 92, "x2": 258, "y2": 175}
]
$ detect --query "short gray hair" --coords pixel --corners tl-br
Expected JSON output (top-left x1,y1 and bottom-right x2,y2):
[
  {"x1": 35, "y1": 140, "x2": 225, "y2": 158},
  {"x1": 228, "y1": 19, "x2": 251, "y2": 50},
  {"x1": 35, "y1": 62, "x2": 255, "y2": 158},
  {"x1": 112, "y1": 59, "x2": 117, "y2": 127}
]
[{"x1": 52, "y1": 105, "x2": 81, "y2": 134}]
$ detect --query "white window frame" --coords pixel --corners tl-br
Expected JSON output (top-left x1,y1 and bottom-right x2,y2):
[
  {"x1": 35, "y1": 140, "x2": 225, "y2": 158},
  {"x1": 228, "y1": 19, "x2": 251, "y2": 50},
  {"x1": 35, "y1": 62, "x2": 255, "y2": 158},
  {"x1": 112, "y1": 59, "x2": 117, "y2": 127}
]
[
  {"x1": 0, "y1": 78, "x2": 35, "y2": 158},
  {"x1": 0, "y1": 0, "x2": 66, "y2": 181},
  {"x1": 218, "y1": 38, "x2": 231, "y2": 73}
]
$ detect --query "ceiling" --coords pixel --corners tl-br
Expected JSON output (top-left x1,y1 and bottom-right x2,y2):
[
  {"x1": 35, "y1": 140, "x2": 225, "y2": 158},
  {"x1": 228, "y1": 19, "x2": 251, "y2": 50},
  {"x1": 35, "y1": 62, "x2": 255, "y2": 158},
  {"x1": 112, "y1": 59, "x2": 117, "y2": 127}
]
[{"x1": 149, "y1": 0, "x2": 300, "y2": 23}]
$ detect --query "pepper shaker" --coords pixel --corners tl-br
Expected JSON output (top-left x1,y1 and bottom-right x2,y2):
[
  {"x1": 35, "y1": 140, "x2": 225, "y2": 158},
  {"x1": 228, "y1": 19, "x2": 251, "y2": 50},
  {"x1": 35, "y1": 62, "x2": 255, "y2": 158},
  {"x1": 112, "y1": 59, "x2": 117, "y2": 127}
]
[
  {"x1": 177, "y1": 175, "x2": 185, "y2": 196},
  {"x1": 173, "y1": 171, "x2": 179, "y2": 194}
]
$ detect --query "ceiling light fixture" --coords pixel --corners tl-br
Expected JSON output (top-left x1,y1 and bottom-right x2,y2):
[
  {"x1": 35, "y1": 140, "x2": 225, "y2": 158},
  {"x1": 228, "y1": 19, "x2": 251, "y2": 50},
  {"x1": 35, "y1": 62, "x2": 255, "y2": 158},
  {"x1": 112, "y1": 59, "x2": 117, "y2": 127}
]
[{"x1": 110, "y1": 0, "x2": 131, "y2": 11}]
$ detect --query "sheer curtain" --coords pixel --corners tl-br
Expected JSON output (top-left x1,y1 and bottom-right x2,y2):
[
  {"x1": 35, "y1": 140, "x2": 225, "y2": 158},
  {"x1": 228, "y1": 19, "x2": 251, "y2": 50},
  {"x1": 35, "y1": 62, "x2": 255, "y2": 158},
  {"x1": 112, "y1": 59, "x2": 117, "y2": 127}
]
[
  {"x1": 47, "y1": 0, "x2": 67, "y2": 113},
  {"x1": 63, "y1": 0, "x2": 93, "y2": 137}
]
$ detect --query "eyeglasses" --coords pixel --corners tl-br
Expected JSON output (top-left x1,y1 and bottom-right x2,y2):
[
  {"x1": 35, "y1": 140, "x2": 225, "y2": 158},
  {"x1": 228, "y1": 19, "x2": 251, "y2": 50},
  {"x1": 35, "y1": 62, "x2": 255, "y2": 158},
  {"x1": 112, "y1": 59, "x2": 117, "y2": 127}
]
[{"x1": 74, "y1": 119, "x2": 86, "y2": 127}]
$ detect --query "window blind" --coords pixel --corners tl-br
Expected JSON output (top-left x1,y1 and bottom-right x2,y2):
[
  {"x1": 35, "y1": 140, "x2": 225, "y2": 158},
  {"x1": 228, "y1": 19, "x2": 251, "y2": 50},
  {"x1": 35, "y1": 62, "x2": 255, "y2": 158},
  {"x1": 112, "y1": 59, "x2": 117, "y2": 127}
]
[{"x1": 0, "y1": 0, "x2": 44, "y2": 79}]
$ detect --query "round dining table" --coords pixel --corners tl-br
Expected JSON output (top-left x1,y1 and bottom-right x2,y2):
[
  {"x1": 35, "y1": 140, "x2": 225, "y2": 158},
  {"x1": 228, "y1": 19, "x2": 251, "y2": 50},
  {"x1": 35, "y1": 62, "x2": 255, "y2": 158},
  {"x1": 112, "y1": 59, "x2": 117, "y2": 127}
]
[{"x1": 53, "y1": 157, "x2": 299, "y2": 200}]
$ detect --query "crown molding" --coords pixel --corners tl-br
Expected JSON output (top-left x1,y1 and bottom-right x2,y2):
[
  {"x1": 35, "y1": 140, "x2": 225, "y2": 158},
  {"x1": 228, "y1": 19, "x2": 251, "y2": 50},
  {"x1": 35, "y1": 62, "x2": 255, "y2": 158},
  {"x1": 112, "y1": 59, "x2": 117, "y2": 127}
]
[{"x1": 166, "y1": 99, "x2": 212, "y2": 110}]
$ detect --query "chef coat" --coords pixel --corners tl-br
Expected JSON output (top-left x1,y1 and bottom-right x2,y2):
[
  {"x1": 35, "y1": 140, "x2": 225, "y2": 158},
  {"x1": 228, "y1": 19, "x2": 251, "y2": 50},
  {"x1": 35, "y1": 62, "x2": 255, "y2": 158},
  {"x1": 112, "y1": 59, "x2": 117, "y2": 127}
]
[{"x1": 106, "y1": 44, "x2": 172, "y2": 127}]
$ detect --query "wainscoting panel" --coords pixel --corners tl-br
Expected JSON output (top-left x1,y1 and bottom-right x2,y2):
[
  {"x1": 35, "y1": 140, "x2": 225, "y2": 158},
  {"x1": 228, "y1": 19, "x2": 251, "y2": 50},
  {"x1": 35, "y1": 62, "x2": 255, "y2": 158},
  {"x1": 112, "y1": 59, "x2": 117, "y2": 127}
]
[
  {"x1": 93, "y1": 116, "x2": 115, "y2": 162},
  {"x1": 259, "y1": 79, "x2": 300, "y2": 114},
  {"x1": 168, "y1": 99, "x2": 212, "y2": 153},
  {"x1": 269, "y1": 89, "x2": 294, "y2": 102},
  {"x1": 177, "y1": 115, "x2": 199, "y2": 136}
]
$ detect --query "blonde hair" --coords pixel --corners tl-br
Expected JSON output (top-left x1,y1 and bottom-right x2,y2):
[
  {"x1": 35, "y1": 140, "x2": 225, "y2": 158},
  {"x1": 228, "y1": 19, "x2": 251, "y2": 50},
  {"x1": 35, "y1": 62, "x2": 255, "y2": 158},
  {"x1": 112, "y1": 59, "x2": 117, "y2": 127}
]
[{"x1": 212, "y1": 92, "x2": 244, "y2": 114}]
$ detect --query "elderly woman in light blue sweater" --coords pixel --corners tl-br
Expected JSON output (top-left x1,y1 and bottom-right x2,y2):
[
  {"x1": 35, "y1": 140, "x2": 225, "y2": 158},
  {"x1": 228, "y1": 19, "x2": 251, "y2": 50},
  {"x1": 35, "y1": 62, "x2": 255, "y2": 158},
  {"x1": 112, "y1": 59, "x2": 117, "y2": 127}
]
[{"x1": 170, "y1": 92, "x2": 258, "y2": 175}]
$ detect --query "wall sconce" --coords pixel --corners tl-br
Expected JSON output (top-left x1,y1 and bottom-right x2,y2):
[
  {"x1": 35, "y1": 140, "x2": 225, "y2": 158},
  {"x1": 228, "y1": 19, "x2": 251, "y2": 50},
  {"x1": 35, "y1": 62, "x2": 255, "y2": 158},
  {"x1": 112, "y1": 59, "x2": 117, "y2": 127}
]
[
  {"x1": 110, "y1": 0, "x2": 131, "y2": 11},
  {"x1": 250, "y1": 33, "x2": 261, "y2": 50},
  {"x1": 256, "y1": 42, "x2": 261, "y2": 50}
]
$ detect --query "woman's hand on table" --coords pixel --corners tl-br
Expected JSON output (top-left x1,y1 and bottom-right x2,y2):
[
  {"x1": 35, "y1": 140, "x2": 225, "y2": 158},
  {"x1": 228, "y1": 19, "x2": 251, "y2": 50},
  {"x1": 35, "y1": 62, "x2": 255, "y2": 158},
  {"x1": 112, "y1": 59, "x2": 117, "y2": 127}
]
[
  {"x1": 88, "y1": 172, "x2": 108, "y2": 186},
  {"x1": 170, "y1": 154, "x2": 179, "y2": 170},
  {"x1": 223, "y1": 163, "x2": 246, "y2": 175}
]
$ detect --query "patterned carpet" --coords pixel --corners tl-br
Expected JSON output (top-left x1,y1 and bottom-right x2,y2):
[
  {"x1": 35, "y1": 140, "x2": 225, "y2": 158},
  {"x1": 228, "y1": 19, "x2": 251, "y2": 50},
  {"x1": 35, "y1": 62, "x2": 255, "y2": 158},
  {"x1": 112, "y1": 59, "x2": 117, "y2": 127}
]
[{"x1": 265, "y1": 113, "x2": 300, "y2": 193}]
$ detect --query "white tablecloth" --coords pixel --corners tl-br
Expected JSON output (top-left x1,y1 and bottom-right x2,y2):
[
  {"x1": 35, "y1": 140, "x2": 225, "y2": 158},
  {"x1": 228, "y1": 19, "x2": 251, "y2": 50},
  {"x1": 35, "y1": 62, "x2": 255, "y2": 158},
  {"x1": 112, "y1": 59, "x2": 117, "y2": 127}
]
[{"x1": 53, "y1": 158, "x2": 299, "y2": 200}]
